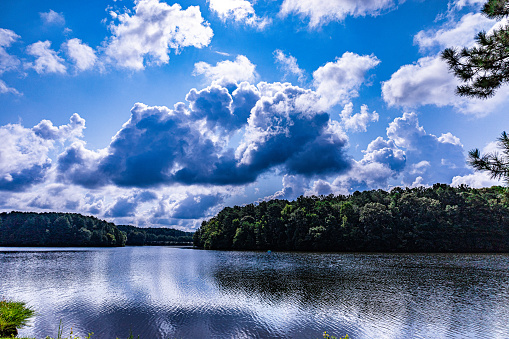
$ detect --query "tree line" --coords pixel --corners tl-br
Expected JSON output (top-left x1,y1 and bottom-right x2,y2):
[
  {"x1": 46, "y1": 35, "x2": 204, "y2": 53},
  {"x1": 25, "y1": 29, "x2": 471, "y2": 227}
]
[
  {"x1": 0, "y1": 212, "x2": 193, "y2": 247},
  {"x1": 0, "y1": 211, "x2": 126, "y2": 247},
  {"x1": 117, "y1": 224, "x2": 193, "y2": 246},
  {"x1": 194, "y1": 184, "x2": 509, "y2": 252}
]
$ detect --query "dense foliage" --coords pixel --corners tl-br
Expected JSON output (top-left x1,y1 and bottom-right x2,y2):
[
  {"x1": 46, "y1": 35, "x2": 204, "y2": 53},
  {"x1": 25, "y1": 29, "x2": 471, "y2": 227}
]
[
  {"x1": 442, "y1": 0, "x2": 509, "y2": 98},
  {"x1": 0, "y1": 212, "x2": 126, "y2": 247},
  {"x1": 0, "y1": 300, "x2": 35, "y2": 337},
  {"x1": 117, "y1": 225, "x2": 193, "y2": 246},
  {"x1": 194, "y1": 184, "x2": 509, "y2": 252}
]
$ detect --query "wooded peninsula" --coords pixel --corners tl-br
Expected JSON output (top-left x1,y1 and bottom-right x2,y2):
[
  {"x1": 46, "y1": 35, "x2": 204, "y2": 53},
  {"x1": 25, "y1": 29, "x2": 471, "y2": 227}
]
[
  {"x1": 193, "y1": 184, "x2": 509, "y2": 252},
  {"x1": 0, "y1": 212, "x2": 193, "y2": 247}
]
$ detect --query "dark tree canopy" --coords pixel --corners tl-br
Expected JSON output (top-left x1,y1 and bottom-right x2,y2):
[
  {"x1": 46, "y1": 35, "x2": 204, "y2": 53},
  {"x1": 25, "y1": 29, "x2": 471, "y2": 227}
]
[
  {"x1": 194, "y1": 184, "x2": 509, "y2": 253},
  {"x1": 442, "y1": 0, "x2": 509, "y2": 98}
]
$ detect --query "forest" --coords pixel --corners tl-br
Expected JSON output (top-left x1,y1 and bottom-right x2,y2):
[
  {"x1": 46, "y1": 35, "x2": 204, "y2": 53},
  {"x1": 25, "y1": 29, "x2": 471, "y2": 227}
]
[
  {"x1": 193, "y1": 184, "x2": 509, "y2": 252},
  {"x1": 117, "y1": 224, "x2": 193, "y2": 246},
  {"x1": 0, "y1": 212, "x2": 193, "y2": 247},
  {"x1": 0, "y1": 211, "x2": 126, "y2": 247}
]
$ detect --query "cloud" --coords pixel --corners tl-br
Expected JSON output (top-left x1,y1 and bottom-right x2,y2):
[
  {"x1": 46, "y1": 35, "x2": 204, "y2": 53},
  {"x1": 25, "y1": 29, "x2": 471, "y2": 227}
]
[
  {"x1": 105, "y1": 0, "x2": 213, "y2": 70},
  {"x1": 237, "y1": 82, "x2": 351, "y2": 177},
  {"x1": 57, "y1": 81, "x2": 351, "y2": 189},
  {"x1": 33, "y1": 113, "x2": 86, "y2": 141},
  {"x1": 451, "y1": 172, "x2": 502, "y2": 187},
  {"x1": 0, "y1": 124, "x2": 53, "y2": 191},
  {"x1": 0, "y1": 28, "x2": 21, "y2": 74},
  {"x1": 313, "y1": 52, "x2": 380, "y2": 109},
  {"x1": 105, "y1": 190, "x2": 157, "y2": 217},
  {"x1": 208, "y1": 0, "x2": 271, "y2": 29},
  {"x1": 273, "y1": 49, "x2": 306, "y2": 83},
  {"x1": 40, "y1": 9, "x2": 65, "y2": 26},
  {"x1": 381, "y1": 54, "x2": 509, "y2": 115},
  {"x1": 0, "y1": 80, "x2": 20, "y2": 96},
  {"x1": 25, "y1": 41, "x2": 66, "y2": 74},
  {"x1": 307, "y1": 111, "x2": 470, "y2": 195},
  {"x1": 386, "y1": 112, "x2": 469, "y2": 185},
  {"x1": 170, "y1": 193, "x2": 224, "y2": 219},
  {"x1": 264, "y1": 174, "x2": 307, "y2": 200},
  {"x1": 193, "y1": 55, "x2": 257, "y2": 84},
  {"x1": 65, "y1": 38, "x2": 97, "y2": 71},
  {"x1": 280, "y1": 0, "x2": 400, "y2": 28},
  {"x1": 414, "y1": 13, "x2": 494, "y2": 52},
  {"x1": 340, "y1": 102, "x2": 379, "y2": 132}
]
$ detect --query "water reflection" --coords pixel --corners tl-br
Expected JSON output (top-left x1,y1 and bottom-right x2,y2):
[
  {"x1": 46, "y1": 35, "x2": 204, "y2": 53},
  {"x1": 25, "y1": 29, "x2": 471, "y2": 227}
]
[{"x1": 0, "y1": 248, "x2": 508, "y2": 339}]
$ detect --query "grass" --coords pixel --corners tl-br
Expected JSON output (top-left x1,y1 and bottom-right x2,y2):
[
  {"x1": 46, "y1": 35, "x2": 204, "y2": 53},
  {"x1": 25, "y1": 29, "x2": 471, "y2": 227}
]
[{"x1": 0, "y1": 300, "x2": 35, "y2": 338}]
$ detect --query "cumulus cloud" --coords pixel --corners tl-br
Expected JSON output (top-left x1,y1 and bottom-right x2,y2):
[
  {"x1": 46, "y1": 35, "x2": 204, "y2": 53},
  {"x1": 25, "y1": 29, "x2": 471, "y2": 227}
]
[
  {"x1": 414, "y1": 13, "x2": 494, "y2": 52},
  {"x1": 208, "y1": 0, "x2": 270, "y2": 29},
  {"x1": 0, "y1": 28, "x2": 20, "y2": 74},
  {"x1": 381, "y1": 54, "x2": 509, "y2": 115},
  {"x1": 306, "y1": 111, "x2": 470, "y2": 195},
  {"x1": 340, "y1": 102, "x2": 379, "y2": 132},
  {"x1": 383, "y1": 11, "x2": 509, "y2": 116},
  {"x1": 25, "y1": 41, "x2": 66, "y2": 74},
  {"x1": 105, "y1": 0, "x2": 213, "y2": 70},
  {"x1": 105, "y1": 190, "x2": 157, "y2": 217},
  {"x1": 237, "y1": 82, "x2": 350, "y2": 177},
  {"x1": 273, "y1": 49, "x2": 306, "y2": 83},
  {"x1": 280, "y1": 0, "x2": 400, "y2": 28},
  {"x1": 170, "y1": 193, "x2": 224, "y2": 219},
  {"x1": 33, "y1": 113, "x2": 86, "y2": 141},
  {"x1": 40, "y1": 9, "x2": 65, "y2": 26},
  {"x1": 265, "y1": 174, "x2": 307, "y2": 200},
  {"x1": 65, "y1": 38, "x2": 97, "y2": 71},
  {"x1": 0, "y1": 114, "x2": 89, "y2": 192},
  {"x1": 0, "y1": 125, "x2": 52, "y2": 191},
  {"x1": 193, "y1": 55, "x2": 257, "y2": 84},
  {"x1": 313, "y1": 52, "x2": 380, "y2": 109},
  {"x1": 57, "y1": 81, "x2": 351, "y2": 189}
]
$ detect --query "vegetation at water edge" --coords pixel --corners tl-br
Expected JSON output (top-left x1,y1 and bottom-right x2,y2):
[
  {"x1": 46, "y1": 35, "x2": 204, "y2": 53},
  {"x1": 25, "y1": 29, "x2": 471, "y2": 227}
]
[
  {"x1": 194, "y1": 184, "x2": 509, "y2": 252},
  {"x1": 0, "y1": 300, "x2": 35, "y2": 337}
]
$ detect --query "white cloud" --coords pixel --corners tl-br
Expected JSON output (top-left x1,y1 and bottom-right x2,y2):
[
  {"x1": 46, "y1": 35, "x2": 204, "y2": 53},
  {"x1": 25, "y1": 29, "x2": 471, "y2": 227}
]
[
  {"x1": 65, "y1": 38, "x2": 97, "y2": 71},
  {"x1": 0, "y1": 80, "x2": 20, "y2": 96},
  {"x1": 280, "y1": 0, "x2": 399, "y2": 28},
  {"x1": 438, "y1": 132, "x2": 463, "y2": 147},
  {"x1": 313, "y1": 52, "x2": 380, "y2": 109},
  {"x1": 33, "y1": 113, "x2": 86, "y2": 142},
  {"x1": 193, "y1": 55, "x2": 257, "y2": 84},
  {"x1": 451, "y1": 172, "x2": 502, "y2": 187},
  {"x1": 265, "y1": 174, "x2": 307, "y2": 200},
  {"x1": 25, "y1": 41, "x2": 66, "y2": 74},
  {"x1": 0, "y1": 28, "x2": 20, "y2": 74},
  {"x1": 340, "y1": 102, "x2": 379, "y2": 132},
  {"x1": 381, "y1": 54, "x2": 509, "y2": 116},
  {"x1": 414, "y1": 13, "x2": 494, "y2": 52},
  {"x1": 452, "y1": 0, "x2": 485, "y2": 10},
  {"x1": 208, "y1": 0, "x2": 270, "y2": 29},
  {"x1": 273, "y1": 49, "x2": 306, "y2": 83},
  {"x1": 105, "y1": 0, "x2": 213, "y2": 70},
  {"x1": 40, "y1": 9, "x2": 65, "y2": 26}
]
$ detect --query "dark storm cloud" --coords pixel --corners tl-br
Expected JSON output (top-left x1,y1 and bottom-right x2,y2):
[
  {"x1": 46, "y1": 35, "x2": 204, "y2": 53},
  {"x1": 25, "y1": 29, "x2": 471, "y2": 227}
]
[
  {"x1": 57, "y1": 82, "x2": 352, "y2": 188},
  {"x1": 0, "y1": 162, "x2": 50, "y2": 191},
  {"x1": 105, "y1": 191, "x2": 158, "y2": 218},
  {"x1": 171, "y1": 193, "x2": 224, "y2": 219}
]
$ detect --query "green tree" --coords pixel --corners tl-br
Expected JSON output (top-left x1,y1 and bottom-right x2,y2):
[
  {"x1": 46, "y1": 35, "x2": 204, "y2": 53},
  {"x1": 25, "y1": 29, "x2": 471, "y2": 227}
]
[
  {"x1": 469, "y1": 131, "x2": 509, "y2": 182},
  {"x1": 442, "y1": 0, "x2": 509, "y2": 98}
]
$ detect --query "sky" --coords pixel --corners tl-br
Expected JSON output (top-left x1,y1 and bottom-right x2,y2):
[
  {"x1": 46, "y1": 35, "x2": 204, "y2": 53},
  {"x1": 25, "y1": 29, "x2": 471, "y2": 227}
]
[{"x1": 1, "y1": 0, "x2": 508, "y2": 230}]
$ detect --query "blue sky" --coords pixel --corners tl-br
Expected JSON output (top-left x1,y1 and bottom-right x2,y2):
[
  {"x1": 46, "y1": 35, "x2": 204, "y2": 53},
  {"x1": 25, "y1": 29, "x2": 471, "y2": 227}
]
[{"x1": 1, "y1": 0, "x2": 508, "y2": 230}]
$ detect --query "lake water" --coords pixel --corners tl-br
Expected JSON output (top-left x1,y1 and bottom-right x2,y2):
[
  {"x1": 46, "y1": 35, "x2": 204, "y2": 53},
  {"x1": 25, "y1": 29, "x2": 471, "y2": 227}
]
[{"x1": 0, "y1": 247, "x2": 508, "y2": 339}]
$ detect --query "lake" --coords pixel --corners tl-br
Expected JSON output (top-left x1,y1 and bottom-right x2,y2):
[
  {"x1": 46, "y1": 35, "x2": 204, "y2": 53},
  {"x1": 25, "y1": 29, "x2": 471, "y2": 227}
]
[{"x1": 0, "y1": 247, "x2": 508, "y2": 339}]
